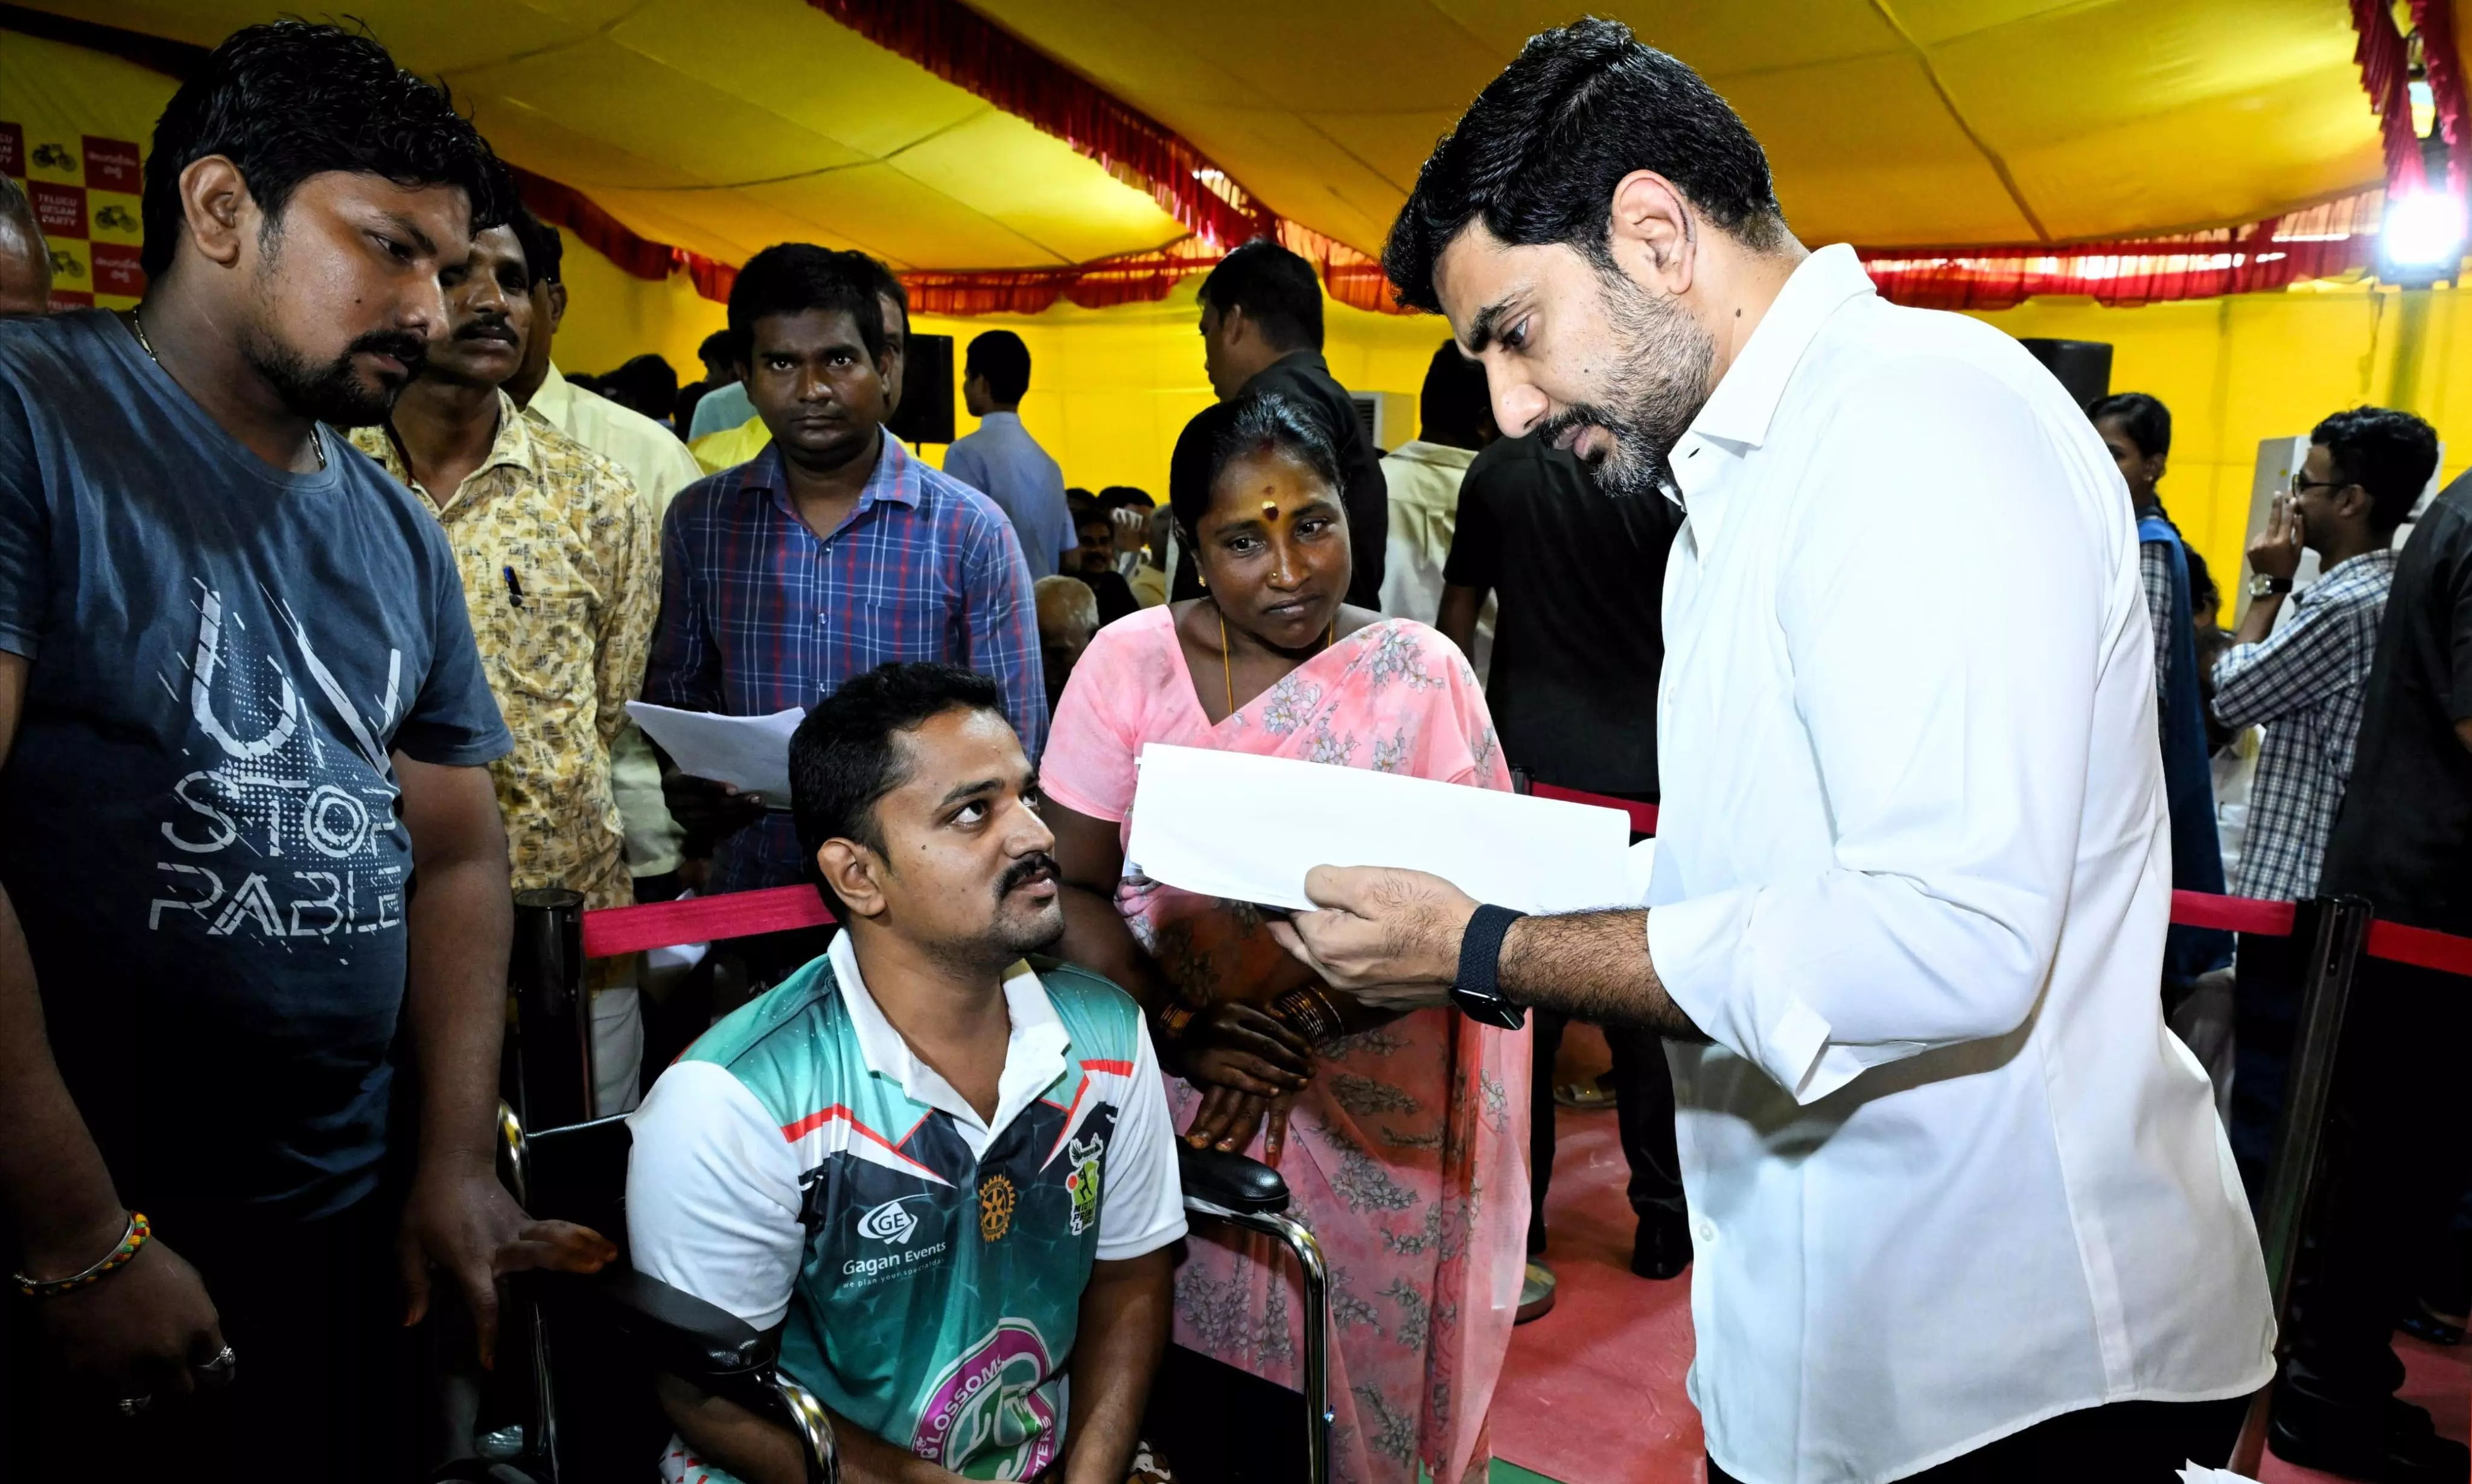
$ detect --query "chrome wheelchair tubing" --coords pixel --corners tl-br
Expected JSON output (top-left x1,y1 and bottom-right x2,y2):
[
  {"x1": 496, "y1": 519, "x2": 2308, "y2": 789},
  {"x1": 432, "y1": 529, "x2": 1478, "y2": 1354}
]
[
  {"x1": 1186, "y1": 1198, "x2": 1331, "y2": 1484},
  {"x1": 497, "y1": 1101, "x2": 531, "y2": 1208},
  {"x1": 771, "y1": 1373, "x2": 841, "y2": 1484}
]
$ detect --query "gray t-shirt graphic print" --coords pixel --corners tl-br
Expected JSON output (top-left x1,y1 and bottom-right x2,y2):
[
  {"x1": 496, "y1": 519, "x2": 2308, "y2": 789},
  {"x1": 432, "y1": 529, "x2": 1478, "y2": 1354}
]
[{"x1": 0, "y1": 310, "x2": 509, "y2": 1218}]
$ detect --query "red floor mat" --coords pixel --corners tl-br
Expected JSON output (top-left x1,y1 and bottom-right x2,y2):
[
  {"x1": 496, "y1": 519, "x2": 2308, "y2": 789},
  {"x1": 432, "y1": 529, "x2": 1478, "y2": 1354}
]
[
  {"x1": 1492, "y1": 1111, "x2": 1703, "y2": 1483},
  {"x1": 1491, "y1": 1108, "x2": 2471, "y2": 1484}
]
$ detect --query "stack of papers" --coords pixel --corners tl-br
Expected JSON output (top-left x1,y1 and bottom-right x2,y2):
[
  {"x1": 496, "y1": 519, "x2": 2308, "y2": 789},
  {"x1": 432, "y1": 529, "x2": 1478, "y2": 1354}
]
[
  {"x1": 625, "y1": 702, "x2": 804, "y2": 803},
  {"x1": 1124, "y1": 744, "x2": 1640, "y2": 915}
]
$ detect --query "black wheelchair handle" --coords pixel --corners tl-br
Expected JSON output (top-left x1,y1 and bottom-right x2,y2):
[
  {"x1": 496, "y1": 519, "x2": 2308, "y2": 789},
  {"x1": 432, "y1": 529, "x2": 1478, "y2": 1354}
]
[{"x1": 1177, "y1": 1142, "x2": 1292, "y2": 1215}]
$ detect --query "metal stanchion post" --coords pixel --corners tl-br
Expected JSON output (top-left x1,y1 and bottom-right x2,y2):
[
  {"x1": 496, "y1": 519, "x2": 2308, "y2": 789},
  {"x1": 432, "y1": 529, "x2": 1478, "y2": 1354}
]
[
  {"x1": 2229, "y1": 893, "x2": 2374, "y2": 1476},
  {"x1": 510, "y1": 888, "x2": 593, "y2": 1134}
]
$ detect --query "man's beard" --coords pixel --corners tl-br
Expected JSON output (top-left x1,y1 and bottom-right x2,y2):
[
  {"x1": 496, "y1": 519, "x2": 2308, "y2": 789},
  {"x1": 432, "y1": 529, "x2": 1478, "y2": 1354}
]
[
  {"x1": 1533, "y1": 269, "x2": 1716, "y2": 500},
  {"x1": 990, "y1": 852, "x2": 1068, "y2": 957},
  {"x1": 240, "y1": 322, "x2": 429, "y2": 429}
]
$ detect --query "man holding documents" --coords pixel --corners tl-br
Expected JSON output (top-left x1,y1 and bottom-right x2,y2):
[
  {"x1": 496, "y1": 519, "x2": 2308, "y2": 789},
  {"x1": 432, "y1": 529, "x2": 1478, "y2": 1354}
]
[
  {"x1": 646, "y1": 244, "x2": 1044, "y2": 903},
  {"x1": 1273, "y1": 21, "x2": 2275, "y2": 1483}
]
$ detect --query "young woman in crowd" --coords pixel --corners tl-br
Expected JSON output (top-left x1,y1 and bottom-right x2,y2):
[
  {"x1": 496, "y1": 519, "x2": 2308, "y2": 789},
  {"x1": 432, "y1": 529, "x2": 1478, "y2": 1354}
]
[{"x1": 1042, "y1": 390, "x2": 1526, "y2": 1484}]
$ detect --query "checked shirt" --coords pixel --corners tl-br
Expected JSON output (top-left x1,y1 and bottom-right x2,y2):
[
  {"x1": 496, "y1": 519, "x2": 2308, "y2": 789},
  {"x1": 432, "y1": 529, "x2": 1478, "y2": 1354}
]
[
  {"x1": 646, "y1": 434, "x2": 1045, "y2": 893},
  {"x1": 2212, "y1": 547, "x2": 2397, "y2": 902}
]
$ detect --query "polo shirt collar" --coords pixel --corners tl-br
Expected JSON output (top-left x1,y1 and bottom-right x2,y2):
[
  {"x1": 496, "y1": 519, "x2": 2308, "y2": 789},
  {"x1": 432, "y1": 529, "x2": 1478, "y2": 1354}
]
[
  {"x1": 1669, "y1": 243, "x2": 1876, "y2": 512},
  {"x1": 826, "y1": 930, "x2": 1071, "y2": 1146}
]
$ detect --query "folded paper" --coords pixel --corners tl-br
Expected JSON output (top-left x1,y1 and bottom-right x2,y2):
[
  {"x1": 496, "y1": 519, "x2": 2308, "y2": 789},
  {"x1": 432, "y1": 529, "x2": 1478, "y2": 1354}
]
[{"x1": 1125, "y1": 744, "x2": 1637, "y2": 914}]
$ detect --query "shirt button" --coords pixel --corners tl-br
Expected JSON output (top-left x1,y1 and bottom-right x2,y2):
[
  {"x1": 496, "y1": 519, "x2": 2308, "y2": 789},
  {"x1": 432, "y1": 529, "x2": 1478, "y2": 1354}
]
[{"x1": 1695, "y1": 1216, "x2": 1719, "y2": 1246}]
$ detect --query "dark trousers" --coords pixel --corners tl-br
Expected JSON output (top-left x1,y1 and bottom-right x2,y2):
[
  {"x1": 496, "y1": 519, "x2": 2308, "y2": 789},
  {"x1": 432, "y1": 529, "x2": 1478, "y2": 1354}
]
[
  {"x1": 2229, "y1": 928, "x2": 2302, "y2": 1208},
  {"x1": 1, "y1": 1192, "x2": 416, "y2": 1483},
  {"x1": 1529, "y1": 1007, "x2": 1685, "y2": 1249},
  {"x1": 1707, "y1": 1395, "x2": 2249, "y2": 1483},
  {"x1": 2280, "y1": 954, "x2": 2472, "y2": 1422}
]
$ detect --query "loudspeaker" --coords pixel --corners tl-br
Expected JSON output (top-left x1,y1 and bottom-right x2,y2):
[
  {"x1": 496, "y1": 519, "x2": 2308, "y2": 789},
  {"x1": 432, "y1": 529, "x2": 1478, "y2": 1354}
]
[
  {"x1": 2015, "y1": 338, "x2": 2112, "y2": 409},
  {"x1": 888, "y1": 332, "x2": 955, "y2": 445}
]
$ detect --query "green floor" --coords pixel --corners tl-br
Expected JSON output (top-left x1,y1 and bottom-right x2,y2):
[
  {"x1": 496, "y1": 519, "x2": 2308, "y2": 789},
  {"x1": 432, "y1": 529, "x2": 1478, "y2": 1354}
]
[{"x1": 1490, "y1": 1463, "x2": 1561, "y2": 1483}]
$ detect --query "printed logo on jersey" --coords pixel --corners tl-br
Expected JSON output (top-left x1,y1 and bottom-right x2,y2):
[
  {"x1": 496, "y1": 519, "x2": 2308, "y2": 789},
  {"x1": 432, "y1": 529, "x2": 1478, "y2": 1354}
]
[
  {"x1": 858, "y1": 1194, "x2": 923, "y2": 1246},
  {"x1": 911, "y1": 1320, "x2": 1058, "y2": 1478},
  {"x1": 978, "y1": 1173, "x2": 1016, "y2": 1243},
  {"x1": 1063, "y1": 1133, "x2": 1104, "y2": 1236}
]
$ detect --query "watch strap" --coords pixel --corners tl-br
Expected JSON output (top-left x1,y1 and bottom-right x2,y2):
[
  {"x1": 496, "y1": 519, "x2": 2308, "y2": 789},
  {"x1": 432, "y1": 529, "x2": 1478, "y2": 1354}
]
[{"x1": 1453, "y1": 903, "x2": 1529, "y2": 1030}]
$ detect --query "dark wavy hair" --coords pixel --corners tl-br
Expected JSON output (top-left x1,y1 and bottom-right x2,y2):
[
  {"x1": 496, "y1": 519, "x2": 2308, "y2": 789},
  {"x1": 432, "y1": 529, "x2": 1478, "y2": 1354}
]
[
  {"x1": 790, "y1": 663, "x2": 1008, "y2": 914},
  {"x1": 728, "y1": 243, "x2": 887, "y2": 361},
  {"x1": 142, "y1": 21, "x2": 513, "y2": 281},
  {"x1": 1168, "y1": 390, "x2": 1346, "y2": 538},
  {"x1": 1384, "y1": 17, "x2": 1789, "y2": 312},
  {"x1": 2313, "y1": 406, "x2": 2440, "y2": 532}
]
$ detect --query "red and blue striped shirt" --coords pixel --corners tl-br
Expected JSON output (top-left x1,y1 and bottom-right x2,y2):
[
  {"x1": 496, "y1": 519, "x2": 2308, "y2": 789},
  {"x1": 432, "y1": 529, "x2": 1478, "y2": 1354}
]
[{"x1": 647, "y1": 435, "x2": 1045, "y2": 893}]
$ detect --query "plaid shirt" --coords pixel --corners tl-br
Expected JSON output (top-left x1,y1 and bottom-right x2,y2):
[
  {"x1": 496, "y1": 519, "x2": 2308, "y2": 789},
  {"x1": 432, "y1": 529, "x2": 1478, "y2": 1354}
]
[
  {"x1": 2139, "y1": 539, "x2": 2175, "y2": 704},
  {"x1": 646, "y1": 435, "x2": 1045, "y2": 893},
  {"x1": 2211, "y1": 547, "x2": 2397, "y2": 902}
]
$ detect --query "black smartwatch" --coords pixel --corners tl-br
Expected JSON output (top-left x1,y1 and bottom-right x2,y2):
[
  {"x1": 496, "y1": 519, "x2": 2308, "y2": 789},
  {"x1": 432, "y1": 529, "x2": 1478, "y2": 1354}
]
[{"x1": 1451, "y1": 903, "x2": 1529, "y2": 1030}]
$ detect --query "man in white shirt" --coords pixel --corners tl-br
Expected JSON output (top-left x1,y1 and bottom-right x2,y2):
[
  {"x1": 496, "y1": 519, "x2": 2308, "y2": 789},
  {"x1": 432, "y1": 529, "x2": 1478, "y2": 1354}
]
[{"x1": 1275, "y1": 20, "x2": 2273, "y2": 1483}]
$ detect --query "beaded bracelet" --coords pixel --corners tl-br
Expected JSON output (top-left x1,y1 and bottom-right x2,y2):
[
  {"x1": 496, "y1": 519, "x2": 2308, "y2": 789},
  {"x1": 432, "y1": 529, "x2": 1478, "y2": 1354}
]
[
  {"x1": 14, "y1": 1211, "x2": 150, "y2": 1301},
  {"x1": 1270, "y1": 985, "x2": 1345, "y2": 1046}
]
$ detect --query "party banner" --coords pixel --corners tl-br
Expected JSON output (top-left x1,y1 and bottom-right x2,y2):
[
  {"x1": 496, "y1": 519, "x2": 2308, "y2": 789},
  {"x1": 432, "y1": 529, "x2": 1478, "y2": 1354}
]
[{"x1": 0, "y1": 27, "x2": 175, "y2": 313}]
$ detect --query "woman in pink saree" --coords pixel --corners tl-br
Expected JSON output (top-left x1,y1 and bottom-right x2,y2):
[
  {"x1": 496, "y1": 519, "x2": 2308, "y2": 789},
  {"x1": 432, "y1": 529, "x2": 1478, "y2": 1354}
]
[{"x1": 1042, "y1": 392, "x2": 1527, "y2": 1484}]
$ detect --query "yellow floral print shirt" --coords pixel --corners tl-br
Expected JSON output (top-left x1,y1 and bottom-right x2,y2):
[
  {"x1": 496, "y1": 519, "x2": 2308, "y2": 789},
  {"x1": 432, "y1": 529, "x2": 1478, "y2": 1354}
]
[{"x1": 352, "y1": 394, "x2": 657, "y2": 909}]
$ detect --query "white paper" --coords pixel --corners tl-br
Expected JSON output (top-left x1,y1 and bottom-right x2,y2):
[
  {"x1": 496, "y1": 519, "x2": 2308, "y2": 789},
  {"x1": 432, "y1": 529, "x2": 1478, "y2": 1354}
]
[
  {"x1": 2177, "y1": 1466, "x2": 2261, "y2": 1484},
  {"x1": 1124, "y1": 744, "x2": 1637, "y2": 915},
  {"x1": 624, "y1": 702, "x2": 804, "y2": 803}
]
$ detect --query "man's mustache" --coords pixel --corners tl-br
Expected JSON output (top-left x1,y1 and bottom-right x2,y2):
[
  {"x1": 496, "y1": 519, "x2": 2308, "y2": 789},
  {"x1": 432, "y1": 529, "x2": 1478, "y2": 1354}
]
[
  {"x1": 998, "y1": 852, "x2": 1059, "y2": 899},
  {"x1": 347, "y1": 329, "x2": 430, "y2": 370},
  {"x1": 453, "y1": 315, "x2": 518, "y2": 345},
  {"x1": 1533, "y1": 404, "x2": 1623, "y2": 461}
]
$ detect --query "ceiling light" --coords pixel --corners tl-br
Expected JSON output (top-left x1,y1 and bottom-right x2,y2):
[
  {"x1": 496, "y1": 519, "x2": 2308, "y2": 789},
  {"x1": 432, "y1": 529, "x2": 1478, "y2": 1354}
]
[{"x1": 2381, "y1": 189, "x2": 2467, "y2": 275}]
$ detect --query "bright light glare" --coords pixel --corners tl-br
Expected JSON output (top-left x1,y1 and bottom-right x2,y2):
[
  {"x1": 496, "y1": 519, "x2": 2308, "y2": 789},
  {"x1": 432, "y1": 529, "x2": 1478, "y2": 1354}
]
[{"x1": 2383, "y1": 191, "x2": 2468, "y2": 269}]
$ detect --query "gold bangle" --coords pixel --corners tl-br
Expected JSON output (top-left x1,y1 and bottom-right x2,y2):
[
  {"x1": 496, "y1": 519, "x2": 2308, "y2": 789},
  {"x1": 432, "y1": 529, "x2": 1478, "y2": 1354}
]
[{"x1": 1271, "y1": 986, "x2": 1344, "y2": 1045}]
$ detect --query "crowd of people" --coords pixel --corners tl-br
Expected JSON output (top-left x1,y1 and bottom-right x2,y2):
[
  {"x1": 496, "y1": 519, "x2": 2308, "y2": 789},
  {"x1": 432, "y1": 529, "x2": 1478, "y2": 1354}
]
[{"x1": 1, "y1": 14, "x2": 2468, "y2": 1484}]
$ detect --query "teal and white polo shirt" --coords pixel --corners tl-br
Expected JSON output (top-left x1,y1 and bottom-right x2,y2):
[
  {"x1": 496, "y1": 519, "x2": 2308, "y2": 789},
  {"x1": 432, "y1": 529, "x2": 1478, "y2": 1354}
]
[{"x1": 628, "y1": 930, "x2": 1186, "y2": 1482}]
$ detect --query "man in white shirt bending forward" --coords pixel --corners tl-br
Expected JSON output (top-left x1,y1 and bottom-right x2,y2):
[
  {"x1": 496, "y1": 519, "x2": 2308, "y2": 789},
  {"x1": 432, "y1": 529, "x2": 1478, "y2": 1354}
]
[{"x1": 1272, "y1": 19, "x2": 2276, "y2": 1484}]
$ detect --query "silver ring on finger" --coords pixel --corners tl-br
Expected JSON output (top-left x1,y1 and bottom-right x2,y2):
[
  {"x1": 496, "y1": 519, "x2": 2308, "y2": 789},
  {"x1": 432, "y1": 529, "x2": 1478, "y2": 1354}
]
[
  {"x1": 116, "y1": 1393, "x2": 151, "y2": 1418},
  {"x1": 198, "y1": 1343, "x2": 237, "y2": 1377}
]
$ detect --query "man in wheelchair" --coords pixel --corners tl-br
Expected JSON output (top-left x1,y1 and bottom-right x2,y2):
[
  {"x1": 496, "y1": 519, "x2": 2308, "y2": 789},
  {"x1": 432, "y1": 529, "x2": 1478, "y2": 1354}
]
[{"x1": 627, "y1": 662, "x2": 1184, "y2": 1483}]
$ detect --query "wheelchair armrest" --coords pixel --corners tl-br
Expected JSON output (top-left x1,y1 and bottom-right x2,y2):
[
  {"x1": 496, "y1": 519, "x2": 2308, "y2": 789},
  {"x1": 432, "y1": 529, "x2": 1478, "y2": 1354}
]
[
  {"x1": 530, "y1": 1267, "x2": 780, "y2": 1388},
  {"x1": 1177, "y1": 1142, "x2": 1291, "y2": 1215}
]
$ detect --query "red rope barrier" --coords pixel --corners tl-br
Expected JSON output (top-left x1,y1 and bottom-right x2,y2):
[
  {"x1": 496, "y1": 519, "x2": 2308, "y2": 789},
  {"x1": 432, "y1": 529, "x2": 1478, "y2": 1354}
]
[
  {"x1": 575, "y1": 804, "x2": 2472, "y2": 979},
  {"x1": 582, "y1": 885, "x2": 832, "y2": 959},
  {"x1": 1527, "y1": 782, "x2": 1660, "y2": 836},
  {"x1": 2366, "y1": 918, "x2": 2472, "y2": 977}
]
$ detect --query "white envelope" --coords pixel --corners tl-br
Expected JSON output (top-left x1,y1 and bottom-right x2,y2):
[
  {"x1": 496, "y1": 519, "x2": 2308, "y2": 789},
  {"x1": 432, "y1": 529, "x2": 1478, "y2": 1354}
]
[
  {"x1": 1124, "y1": 744, "x2": 1638, "y2": 915},
  {"x1": 624, "y1": 701, "x2": 804, "y2": 803}
]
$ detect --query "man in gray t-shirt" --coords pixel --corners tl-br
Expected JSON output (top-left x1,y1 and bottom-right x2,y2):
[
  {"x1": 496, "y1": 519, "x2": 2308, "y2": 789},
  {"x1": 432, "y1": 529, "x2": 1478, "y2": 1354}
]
[{"x1": 0, "y1": 24, "x2": 608, "y2": 1482}]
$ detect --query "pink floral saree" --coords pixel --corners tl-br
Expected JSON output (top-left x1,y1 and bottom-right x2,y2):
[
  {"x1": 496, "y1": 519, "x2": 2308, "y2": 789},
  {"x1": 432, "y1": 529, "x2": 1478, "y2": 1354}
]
[{"x1": 1042, "y1": 606, "x2": 1530, "y2": 1484}]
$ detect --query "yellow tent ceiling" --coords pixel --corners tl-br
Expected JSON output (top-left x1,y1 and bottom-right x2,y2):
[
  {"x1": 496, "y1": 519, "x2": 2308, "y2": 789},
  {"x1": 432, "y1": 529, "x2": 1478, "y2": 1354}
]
[
  {"x1": 979, "y1": 0, "x2": 2389, "y2": 252},
  {"x1": 14, "y1": 0, "x2": 1190, "y2": 271},
  {"x1": 16, "y1": 0, "x2": 2404, "y2": 266}
]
